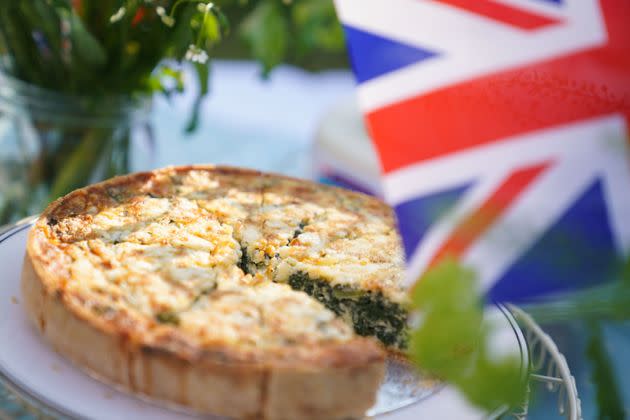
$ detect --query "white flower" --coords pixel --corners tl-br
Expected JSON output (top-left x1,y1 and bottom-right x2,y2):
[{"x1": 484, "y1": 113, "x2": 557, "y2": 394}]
[
  {"x1": 109, "y1": 7, "x2": 126, "y2": 23},
  {"x1": 197, "y1": 3, "x2": 215, "y2": 13},
  {"x1": 185, "y1": 45, "x2": 209, "y2": 64},
  {"x1": 156, "y1": 6, "x2": 175, "y2": 27},
  {"x1": 162, "y1": 15, "x2": 175, "y2": 26}
]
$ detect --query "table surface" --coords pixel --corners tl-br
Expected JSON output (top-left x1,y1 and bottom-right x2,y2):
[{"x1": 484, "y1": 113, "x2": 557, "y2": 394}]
[
  {"x1": 4, "y1": 59, "x2": 629, "y2": 419},
  {"x1": 143, "y1": 60, "x2": 356, "y2": 178}
]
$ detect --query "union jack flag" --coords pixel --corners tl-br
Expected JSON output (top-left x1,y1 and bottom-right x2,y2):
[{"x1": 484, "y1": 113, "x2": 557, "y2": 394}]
[{"x1": 334, "y1": 0, "x2": 630, "y2": 302}]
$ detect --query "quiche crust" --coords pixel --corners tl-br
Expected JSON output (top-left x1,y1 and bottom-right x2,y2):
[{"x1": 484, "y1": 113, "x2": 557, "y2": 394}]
[{"x1": 22, "y1": 165, "x2": 405, "y2": 419}]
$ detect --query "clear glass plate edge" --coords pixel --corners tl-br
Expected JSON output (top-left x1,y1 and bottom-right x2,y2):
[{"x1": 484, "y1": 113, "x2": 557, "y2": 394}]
[{"x1": 0, "y1": 217, "x2": 75, "y2": 420}]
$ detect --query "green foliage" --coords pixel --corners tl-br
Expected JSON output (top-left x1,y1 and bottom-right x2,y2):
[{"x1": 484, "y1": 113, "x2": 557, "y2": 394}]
[
  {"x1": 409, "y1": 259, "x2": 527, "y2": 412},
  {"x1": 185, "y1": 61, "x2": 211, "y2": 132},
  {"x1": 0, "y1": 0, "x2": 346, "y2": 109},
  {"x1": 239, "y1": 0, "x2": 345, "y2": 76},
  {"x1": 522, "y1": 259, "x2": 630, "y2": 419},
  {"x1": 587, "y1": 323, "x2": 625, "y2": 420},
  {"x1": 0, "y1": 0, "x2": 236, "y2": 210},
  {"x1": 292, "y1": 0, "x2": 345, "y2": 54},
  {"x1": 64, "y1": 9, "x2": 107, "y2": 69},
  {"x1": 240, "y1": 2, "x2": 289, "y2": 76}
]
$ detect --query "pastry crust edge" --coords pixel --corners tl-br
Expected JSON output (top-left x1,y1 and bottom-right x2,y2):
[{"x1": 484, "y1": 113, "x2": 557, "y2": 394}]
[{"x1": 22, "y1": 165, "x2": 388, "y2": 420}]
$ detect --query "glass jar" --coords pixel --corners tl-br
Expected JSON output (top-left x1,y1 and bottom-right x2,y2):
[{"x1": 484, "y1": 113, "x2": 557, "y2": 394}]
[{"x1": 0, "y1": 71, "x2": 153, "y2": 225}]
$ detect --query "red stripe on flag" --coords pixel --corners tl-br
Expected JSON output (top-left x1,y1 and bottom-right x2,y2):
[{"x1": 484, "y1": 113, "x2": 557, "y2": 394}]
[
  {"x1": 368, "y1": 0, "x2": 630, "y2": 174},
  {"x1": 433, "y1": 0, "x2": 560, "y2": 30},
  {"x1": 428, "y1": 162, "x2": 550, "y2": 267}
]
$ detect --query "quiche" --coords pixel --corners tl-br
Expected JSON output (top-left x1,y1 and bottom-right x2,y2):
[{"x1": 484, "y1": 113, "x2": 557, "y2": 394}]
[{"x1": 22, "y1": 166, "x2": 408, "y2": 419}]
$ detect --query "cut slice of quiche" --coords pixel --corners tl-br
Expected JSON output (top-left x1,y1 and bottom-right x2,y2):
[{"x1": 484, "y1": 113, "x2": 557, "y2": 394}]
[
  {"x1": 240, "y1": 176, "x2": 409, "y2": 348},
  {"x1": 22, "y1": 166, "x2": 408, "y2": 419}
]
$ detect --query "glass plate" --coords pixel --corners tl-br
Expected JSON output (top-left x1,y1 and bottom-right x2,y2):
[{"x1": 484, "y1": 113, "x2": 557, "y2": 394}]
[{"x1": 0, "y1": 219, "x2": 528, "y2": 420}]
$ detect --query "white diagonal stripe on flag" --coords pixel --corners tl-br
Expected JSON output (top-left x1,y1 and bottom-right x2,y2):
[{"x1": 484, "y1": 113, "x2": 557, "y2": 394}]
[{"x1": 338, "y1": 0, "x2": 607, "y2": 111}]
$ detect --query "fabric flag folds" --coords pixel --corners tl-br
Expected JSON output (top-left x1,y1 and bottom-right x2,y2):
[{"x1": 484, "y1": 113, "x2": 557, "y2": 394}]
[{"x1": 333, "y1": 0, "x2": 630, "y2": 302}]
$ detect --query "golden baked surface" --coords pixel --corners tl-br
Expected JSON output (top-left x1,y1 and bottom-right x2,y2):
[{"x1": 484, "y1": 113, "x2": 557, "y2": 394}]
[{"x1": 28, "y1": 166, "x2": 406, "y2": 363}]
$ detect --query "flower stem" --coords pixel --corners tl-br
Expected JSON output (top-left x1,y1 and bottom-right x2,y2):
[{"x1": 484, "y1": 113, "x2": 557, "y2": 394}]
[{"x1": 48, "y1": 126, "x2": 116, "y2": 201}]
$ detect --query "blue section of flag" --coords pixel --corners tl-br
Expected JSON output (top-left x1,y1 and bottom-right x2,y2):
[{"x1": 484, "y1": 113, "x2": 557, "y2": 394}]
[
  {"x1": 395, "y1": 183, "x2": 470, "y2": 259},
  {"x1": 488, "y1": 179, "x2": 618, "y2": 303},
  {"x1": 535, "y1": 0, "x2": 562, "y2": 4},
  {"x1": 342, "y1": 25, "x2": 440, "y2": 83},
  {"x1": 318, "y1": 175, "x2": 375, "y2": 196}
]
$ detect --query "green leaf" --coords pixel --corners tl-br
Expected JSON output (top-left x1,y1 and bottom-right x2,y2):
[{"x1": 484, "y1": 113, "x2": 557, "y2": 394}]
[
  {"x1": 521, "y1": 258, "x2": 630, "y2": 324},
  {"x1": 161, "y1": 66, "x2": 185, "y2": 93},
  {"x1": 62, "y1": 9, "x2": 107, "y2": 68},
  {"x1": 0, "y1": 5, "x2": 47, "y2": 85},
  {"x1": 408, "y1": 258, "x2": 527, "y2": 412},
  {"x1": 240, "y1": 1, "x2": 289, "y2": 75},
  {"x1": 202, "y1": 12, "x2": 221, "y2": 43},
  {"x1": 196, "y1": 5, "x2": 229, "y2": 46},
  {"x1": 17, "y1": 1, "x2": 67, "y2": 87},
  {"x1": 169, "y1": 3, "x2": 197, "y2": 59},
  {"x1": 587, "y1": 322, "x2": 625, "y2": 420},
  {"x1": 214, "y1": 6, "x2": 230, "y2": 38},
  {"x1": 29, "y1": 1, "x2": 62, "y2": 51},
  {"x1": 292, "y1": 0, "x2": 345, "y2": 55},
  {"x1": 185, "y1": 61, "x2": 210, "y2": 133},
  {"x1": 48, "y1": 0, "x2": 72, "y2": 9}
]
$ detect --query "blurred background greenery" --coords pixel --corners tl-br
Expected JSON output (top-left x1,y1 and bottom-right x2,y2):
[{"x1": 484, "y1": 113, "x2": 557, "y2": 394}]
[{"x1": 0, "y1": 0, "x2": 348, "y2": 225}]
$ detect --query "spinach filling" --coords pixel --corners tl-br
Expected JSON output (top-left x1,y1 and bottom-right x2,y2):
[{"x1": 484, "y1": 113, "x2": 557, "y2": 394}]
[
  {"x1": 237, "y1": 247, "x2": 253, "y2": 273},
  {"x1": 156, "y1": 311, "x2": 180, "y2": 325},
  {"x1": 237, "y1": 244, "x2": 408, "y2": 348},
  {"x1": 238, "y1": 246, "x2": 268, "y2": 274},
  {"x1": 155, "y1": 284, "x2": 217, "y2": 326},
  {"x1": 287, "y1": 272, "x2": 408, "y2": 348}
]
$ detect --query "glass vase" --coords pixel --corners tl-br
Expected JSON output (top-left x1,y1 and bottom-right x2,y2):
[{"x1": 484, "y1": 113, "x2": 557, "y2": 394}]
[{"x1": 0, "y1": 71, "x2": 153, "y2": 226}]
